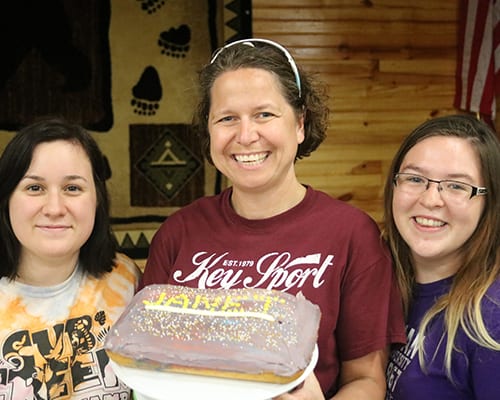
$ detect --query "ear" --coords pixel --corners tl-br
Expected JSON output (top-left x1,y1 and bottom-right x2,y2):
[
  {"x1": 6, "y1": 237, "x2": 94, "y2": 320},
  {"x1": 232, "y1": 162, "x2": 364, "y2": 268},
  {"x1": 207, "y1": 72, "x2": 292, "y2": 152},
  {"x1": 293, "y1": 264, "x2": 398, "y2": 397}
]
[{"x1": 296, "y1": 112, "x2": 305, "y2": 144}]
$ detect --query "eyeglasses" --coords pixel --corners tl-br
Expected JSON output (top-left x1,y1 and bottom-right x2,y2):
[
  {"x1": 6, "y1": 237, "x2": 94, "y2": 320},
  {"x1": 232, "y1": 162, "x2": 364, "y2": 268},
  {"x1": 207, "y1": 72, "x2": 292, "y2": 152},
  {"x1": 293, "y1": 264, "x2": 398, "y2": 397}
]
[
  {"x1": 210, "y1": 38, "x2": 302, "y2": 98},
  {"x1": 393, "y1": 173, "x2": 488, "y2": 202}
]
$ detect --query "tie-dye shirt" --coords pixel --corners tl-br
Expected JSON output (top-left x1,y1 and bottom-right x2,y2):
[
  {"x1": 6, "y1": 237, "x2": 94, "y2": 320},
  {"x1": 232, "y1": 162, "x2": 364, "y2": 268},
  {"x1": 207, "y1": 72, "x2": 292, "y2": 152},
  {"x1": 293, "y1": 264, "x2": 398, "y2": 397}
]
[{"x1": 0, "y1": 253, "x2": 141, "y2": 400}]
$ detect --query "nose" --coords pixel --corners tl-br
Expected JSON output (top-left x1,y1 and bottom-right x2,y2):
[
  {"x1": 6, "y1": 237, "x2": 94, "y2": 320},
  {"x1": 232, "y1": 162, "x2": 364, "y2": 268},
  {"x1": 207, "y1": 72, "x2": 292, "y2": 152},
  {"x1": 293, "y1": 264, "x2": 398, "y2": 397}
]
[
  {"x1": 42, "y1": 191, "x2": 66, "y2": 216},
  {"x1": 236, "y1": 118, "x2": 259, "y2": 145},
  {"x1": 419, "y1": 181, "x2": 445, "y2": 207}
]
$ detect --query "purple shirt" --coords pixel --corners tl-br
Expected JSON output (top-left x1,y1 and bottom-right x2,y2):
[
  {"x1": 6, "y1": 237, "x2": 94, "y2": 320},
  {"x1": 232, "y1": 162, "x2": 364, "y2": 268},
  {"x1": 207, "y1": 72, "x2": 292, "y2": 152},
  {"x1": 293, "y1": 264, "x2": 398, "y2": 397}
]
[{"x1": 386, "y1": 277, "x2": 500, "y2": 399}]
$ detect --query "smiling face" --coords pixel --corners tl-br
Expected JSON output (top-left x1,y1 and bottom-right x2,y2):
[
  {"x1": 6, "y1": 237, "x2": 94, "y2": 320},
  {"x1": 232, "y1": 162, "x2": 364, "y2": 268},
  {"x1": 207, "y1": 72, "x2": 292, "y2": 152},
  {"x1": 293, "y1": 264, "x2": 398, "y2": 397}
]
[
  {"x1": 9, "y1": 140, "x2": 97, "y2": 267},
  {"x1": 392, "y1": 135, "x2": 485, "y2": 281},
  {"x1": 208, "y1": 67, "x2": 304, "y2": 195}
]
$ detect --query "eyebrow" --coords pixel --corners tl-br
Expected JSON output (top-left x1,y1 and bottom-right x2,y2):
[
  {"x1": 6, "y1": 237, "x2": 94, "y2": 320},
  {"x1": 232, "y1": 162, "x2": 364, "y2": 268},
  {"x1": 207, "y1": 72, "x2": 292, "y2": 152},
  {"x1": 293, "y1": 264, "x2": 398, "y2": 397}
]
[
  {"x1": 22, "y1": 174, "x2": 89, "y2": 182},
  {"x1": 400, "y1": 165, "x2": 476, "y2": 182},
  {"x1": 210, "y1": 103, "x2": 281, "y2": 120}
]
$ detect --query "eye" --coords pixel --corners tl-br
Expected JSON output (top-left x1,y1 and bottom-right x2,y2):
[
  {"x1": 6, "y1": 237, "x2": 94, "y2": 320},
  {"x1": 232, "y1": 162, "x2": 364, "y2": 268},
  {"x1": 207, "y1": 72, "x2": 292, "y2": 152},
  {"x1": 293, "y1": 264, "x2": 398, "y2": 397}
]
[
  {"x1": 65, "y1": 184, "x2": 82, "y2": 193},
  {"x1": 404, "y1": 174, "x2": 426, "y2": 184},
  {"x1": 257, "y1": 111, "x2": 274, "y2": 119},
  {"x1": 26, "y1": 184, "x2": 43, "y2": 193},
  {"x1": 216, "y1": 115, "x2": 236, "y2": 124},
  {"x1": 443, "y1": 181, "x2": 470, "y2": 192}
]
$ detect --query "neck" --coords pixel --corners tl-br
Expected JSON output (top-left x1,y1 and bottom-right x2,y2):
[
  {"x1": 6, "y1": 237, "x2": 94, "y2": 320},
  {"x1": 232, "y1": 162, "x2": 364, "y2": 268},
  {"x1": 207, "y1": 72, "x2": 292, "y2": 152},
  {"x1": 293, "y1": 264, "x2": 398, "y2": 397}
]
[
  {"x1": 231, "y1": 180, "x2": 306, "y2": 219},
  {"x1": 413, "y1": 253, "x2": 461, "y2": 284},
  {"x1": 16, "y1": 253, "x2": 79, "y2": 286}
]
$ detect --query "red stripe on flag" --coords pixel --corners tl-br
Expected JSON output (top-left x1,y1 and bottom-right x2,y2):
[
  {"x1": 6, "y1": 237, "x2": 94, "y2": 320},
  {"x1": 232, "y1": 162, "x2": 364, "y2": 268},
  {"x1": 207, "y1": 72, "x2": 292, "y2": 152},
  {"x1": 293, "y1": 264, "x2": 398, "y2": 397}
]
[{"x1": 454, "y1": 0, "x2": 500, "y2": 120}]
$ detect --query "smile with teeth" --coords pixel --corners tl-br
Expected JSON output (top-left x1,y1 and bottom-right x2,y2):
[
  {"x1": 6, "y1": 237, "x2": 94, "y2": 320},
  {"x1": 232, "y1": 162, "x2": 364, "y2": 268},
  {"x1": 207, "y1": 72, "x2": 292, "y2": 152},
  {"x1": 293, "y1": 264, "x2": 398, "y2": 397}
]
[
  {"x1": 414, "y1": 216, "x2": 445, "y2": 227},
  {"x1": 233, "y1": 152, "x2": 269, "y2": 165}
]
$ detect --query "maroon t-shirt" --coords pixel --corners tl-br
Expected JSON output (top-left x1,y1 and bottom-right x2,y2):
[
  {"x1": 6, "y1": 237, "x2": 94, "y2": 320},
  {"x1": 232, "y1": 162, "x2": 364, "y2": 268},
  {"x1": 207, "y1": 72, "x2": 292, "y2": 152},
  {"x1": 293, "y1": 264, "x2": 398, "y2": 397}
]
[{"x1": 141, "y1": 186, "x2": 406, "y2": 396}]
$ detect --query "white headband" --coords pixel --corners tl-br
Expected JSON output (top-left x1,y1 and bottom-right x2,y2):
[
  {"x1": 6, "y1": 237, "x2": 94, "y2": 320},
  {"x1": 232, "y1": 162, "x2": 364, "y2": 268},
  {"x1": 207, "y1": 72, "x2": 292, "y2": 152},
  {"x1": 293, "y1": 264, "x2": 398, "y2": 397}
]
[{"x1": 210, "y1": 38, "x2": 302, "y2": 98}]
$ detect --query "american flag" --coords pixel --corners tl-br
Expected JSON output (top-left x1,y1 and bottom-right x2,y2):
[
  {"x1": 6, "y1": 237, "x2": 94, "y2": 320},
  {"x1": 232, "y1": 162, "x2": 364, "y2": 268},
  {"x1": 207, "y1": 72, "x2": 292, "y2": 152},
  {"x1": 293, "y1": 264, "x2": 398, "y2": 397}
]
[{"x1": 454, "y1": 0, "x2": 500, "y2": 128}]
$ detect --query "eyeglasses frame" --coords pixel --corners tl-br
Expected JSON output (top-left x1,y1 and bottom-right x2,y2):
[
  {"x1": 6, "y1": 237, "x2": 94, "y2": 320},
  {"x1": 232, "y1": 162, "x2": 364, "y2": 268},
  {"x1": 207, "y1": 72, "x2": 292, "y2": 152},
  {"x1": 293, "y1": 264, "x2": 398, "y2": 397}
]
[{"x1": 393, "y1": 172, "x2": 488, "y2": 199}]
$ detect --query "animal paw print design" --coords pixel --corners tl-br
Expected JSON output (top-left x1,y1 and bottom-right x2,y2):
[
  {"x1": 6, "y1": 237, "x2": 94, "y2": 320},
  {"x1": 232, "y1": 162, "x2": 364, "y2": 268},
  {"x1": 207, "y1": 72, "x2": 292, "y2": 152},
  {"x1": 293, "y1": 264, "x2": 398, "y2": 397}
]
[
  {"x1": 131, "y1": 66, "x2": 162, "y2": 116},
  {"x1": 94, "y1": 310, "x2": 106, "y2": 325},
  {"x1": 158, "y1": 24, "x2": 191, "y2": 58},
  {"x1": 137, "y1": 0, "x2": 166, "y2": 14}
]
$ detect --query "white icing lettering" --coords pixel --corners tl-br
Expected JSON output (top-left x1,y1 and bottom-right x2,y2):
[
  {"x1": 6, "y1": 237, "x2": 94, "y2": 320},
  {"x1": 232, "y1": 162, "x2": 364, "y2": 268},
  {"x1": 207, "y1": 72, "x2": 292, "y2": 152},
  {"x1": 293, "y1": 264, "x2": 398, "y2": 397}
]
[
  {"x1": 144, "y1": 305, "x2": 276, "y2": 321},
  {"x1": 142, "y1": 291, "x2": 285, "y2": 319}
]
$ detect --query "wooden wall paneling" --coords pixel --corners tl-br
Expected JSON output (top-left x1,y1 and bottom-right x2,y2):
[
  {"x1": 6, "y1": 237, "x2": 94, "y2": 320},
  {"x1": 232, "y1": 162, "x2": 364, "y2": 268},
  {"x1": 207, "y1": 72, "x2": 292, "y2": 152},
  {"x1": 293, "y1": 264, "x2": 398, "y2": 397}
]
[{"x1": 252, "y1": 0, "x2": 459, "y2": 224}]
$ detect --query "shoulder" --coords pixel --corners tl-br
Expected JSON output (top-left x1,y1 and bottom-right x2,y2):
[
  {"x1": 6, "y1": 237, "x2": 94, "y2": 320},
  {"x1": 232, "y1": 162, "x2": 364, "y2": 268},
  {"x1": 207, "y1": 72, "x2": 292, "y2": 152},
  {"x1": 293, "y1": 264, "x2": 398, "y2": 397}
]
[
  {"x1": 482, "y1": 278, "x2": 500, "y2": 330},
  {"x1": 482, "y1": 279, "x2": 500, "y2": 313},
  {"x1": 115, "y1": 252, "x2": 140, "y2": 270},
  {"x1": 148, "y1": 193, "x2": 225, "y2": 249},
  {"x1": 112, "y1": 253, "x2": 142, "y2": 286},
  {"x1": 304, "y1": 188, "x2": 389, "y2": 271},
  {"x1": 485, "y1": 278, "x2": 500, "y2": 297},
  {"x1": 307, "y1": 187, "x2": 381, "y2": 235},
  {"x1": 308, "y1": 187, "x2": 376, "y2": 219},
  {"x1": 161, "y1": 192, "x2": 224, "y2": 225}
]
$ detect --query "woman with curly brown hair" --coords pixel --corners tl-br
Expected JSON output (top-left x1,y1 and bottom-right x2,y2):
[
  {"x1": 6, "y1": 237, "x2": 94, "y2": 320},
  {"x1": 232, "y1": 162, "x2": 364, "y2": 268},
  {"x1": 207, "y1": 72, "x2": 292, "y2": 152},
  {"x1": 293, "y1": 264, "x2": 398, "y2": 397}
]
[{"x1": 142, "y1": 38, "x2": 405, "y2": 399}]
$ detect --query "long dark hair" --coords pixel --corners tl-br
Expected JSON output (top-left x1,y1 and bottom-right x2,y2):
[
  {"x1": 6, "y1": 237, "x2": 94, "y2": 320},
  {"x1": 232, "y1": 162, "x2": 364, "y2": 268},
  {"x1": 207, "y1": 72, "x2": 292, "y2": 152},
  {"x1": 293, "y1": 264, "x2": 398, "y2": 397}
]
[
  {"x1": 382, "y1": 114, "x2": 500, "y2": 376},
  {"x1": 0, "y1": 118, "x2": 117, "y2": 279}
]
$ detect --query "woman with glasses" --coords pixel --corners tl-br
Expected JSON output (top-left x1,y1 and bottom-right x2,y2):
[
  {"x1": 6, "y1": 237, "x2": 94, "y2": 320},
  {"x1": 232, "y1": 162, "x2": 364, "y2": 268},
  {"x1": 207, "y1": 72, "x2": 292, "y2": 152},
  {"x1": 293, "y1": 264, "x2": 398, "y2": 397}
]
[
  {"x1": 383, "y1": 114, "x2": 500, "y2": 399},
  {"x1": 141, "y1": 38, "x2": 406, "y2": 399}
]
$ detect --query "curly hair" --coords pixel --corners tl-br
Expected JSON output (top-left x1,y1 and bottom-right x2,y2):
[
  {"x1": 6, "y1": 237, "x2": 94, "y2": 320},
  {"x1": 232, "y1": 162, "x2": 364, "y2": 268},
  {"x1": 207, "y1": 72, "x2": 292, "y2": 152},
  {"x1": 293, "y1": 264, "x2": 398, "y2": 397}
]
[{"x1": 191, "y1": 39, "x2": 330, "y2": 164}]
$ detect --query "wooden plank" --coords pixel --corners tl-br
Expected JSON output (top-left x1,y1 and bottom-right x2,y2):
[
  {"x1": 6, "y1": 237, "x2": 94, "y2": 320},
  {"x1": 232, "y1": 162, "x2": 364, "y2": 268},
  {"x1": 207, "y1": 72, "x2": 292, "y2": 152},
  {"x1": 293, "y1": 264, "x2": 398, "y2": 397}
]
[
  {"x1": 290, "y1": 47, "x2": 457, "y2": 62},
  {"x1": 300, "y1": 60, "x2": 377, "y2": 77},
  {"x1": 252, "y1": 0, "x2": 456, "y2": 10},
  {"x1": 303, "y1": 175, "x2": 383, "y2": 191},
  {"x1": 249, "y1": 32, "x2": 456, "y2": 49},
  {"x1": 329, "y1": 96, "x2": 454, "y2": 112},
  {"x1": 330, "y1": 110, "x2": 442, "y2": 124},
  {"x1": 317, "y1": 73, "x2": 454, "y2": 86},
  {"x1": 300, "y1": 144, "x2": 400, "y2": 161},
  {"x1": 253, "y1": 8, "x2": 456, "y2": 22},
  {"x1": 253, "y1": 21, "x2": 457, "y2": 37},
  {"x1": 296, "y1": 160, "x2": 382, "y2": 176},
  {"x1": 372, "y1": 73, "x2": 455, "y2": 85},
  {"x1": 379, "y1": 59, "x2": 456, "y2": 76},
  {"x1": 327, "y1": 82, "x2": 455, "y2": 99}
]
